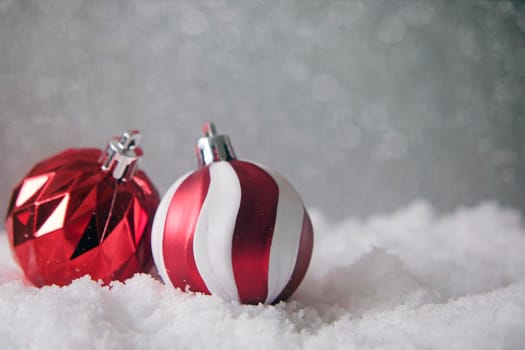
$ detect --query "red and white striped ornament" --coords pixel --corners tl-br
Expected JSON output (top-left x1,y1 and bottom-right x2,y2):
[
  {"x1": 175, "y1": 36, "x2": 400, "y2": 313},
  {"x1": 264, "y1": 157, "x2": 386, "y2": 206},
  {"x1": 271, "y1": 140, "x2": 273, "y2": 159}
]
[{"x1": 151, "y1": 123, "x2": 313, "y2": 304}]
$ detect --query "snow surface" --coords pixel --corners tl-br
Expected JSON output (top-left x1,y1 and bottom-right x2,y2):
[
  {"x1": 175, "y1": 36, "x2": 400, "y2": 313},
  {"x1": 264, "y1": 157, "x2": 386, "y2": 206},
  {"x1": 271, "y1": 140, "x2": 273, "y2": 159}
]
[{"x1": 1, "y1": 201, "x2": 525, "y2": 349}]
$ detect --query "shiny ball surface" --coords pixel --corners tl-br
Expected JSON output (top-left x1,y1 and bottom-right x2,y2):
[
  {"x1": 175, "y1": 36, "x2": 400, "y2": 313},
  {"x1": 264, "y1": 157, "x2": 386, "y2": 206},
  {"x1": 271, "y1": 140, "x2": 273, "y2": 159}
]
[
  {"x1": 152, "y1": 160, "x2": 313, "y2": 304},
  {"x1": 5, "y1": 148, "x2": 160, "y2": 287}
]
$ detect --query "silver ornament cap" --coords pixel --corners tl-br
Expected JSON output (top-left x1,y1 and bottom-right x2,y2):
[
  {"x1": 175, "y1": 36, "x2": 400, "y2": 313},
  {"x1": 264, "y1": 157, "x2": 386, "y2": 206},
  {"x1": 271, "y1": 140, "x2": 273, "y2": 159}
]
[
  {"x1": 99, "y1": 130, "x2": 143, "y2": 181},
  {"x1": 196, "y1": 122, "x2": 237, "y2": 166}
]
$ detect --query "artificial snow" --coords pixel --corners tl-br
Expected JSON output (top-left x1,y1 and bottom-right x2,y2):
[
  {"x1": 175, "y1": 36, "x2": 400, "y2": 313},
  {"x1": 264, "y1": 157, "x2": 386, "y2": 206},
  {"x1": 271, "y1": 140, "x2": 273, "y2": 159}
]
[{"x1": 1, "y1": 201, "x2": 524, "y2": 349}]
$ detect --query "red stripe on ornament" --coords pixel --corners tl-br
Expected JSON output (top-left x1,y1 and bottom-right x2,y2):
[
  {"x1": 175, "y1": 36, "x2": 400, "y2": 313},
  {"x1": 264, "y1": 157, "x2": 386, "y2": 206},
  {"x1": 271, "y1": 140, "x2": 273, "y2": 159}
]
[
  {"x1": 273, "y1": 210, "x2": 314, "y2": 303},
  {"x1": 162, "y1": 167, "x2": 211, "y2": 294},
  {"x1": 230, "y1": 160, "x2": 279, "y2": 304}
]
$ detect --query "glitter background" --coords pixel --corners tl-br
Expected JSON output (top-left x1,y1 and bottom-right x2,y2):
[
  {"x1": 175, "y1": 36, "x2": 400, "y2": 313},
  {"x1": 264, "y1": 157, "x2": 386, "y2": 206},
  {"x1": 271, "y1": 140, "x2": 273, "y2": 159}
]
[{"x1": 0, "y1": 0, "x2": 524, "y2": 220}]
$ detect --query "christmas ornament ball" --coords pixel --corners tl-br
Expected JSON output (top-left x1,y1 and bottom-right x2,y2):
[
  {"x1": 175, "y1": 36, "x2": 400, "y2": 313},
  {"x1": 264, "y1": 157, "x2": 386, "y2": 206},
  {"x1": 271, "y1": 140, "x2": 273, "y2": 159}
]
[
  {"x1": 5, "y1": 131, "x2": 160, "y2": 287},
  {"x1": 152, "y1": 123, "x2": 314, "y2": 304}
]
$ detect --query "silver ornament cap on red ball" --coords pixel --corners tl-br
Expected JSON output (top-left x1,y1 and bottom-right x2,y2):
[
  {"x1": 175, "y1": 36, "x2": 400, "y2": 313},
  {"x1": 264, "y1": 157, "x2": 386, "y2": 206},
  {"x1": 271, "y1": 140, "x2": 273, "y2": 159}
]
[
  {"x1": 99, "y1": 130, "x2": 144, "y2": 181},
  {"x1": 196, "y1": 122, "x2": 236, "y2": 166},
  {"x1": 151, "y1": 122, "x2": 314, "y2": 304}
]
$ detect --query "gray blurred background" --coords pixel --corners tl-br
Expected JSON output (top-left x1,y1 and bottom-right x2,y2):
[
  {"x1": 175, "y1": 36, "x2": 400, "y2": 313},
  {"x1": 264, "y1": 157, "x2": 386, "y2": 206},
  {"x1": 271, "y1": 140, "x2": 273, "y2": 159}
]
[{"x1": 0, "y1": 0, "x2": 524, "y2": 222}]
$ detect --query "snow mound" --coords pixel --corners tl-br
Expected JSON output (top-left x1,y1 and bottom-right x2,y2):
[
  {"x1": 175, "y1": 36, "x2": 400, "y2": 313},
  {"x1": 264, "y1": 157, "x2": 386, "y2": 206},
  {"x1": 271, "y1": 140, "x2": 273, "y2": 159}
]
[{"x1": 1, "y1": 201, "x2": 525, "y2": 349}]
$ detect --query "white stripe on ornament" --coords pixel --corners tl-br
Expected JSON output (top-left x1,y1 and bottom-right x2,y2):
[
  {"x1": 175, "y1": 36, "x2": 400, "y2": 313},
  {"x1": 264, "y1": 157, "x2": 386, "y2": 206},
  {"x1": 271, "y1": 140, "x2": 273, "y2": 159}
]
[
  {"x1": 193, "y1": 161, "x2": 241, "y2": 302},
  {"x1": 151, "y1": 171, "x2": 192, "y2": 288},
  {"x1": 256, "y1": 163, "x2": 305, "y2": 304}
]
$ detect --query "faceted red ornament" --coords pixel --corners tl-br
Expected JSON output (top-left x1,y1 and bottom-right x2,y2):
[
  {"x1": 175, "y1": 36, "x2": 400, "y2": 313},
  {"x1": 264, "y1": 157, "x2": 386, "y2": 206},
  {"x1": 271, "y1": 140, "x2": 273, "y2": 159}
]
[{"x1": 4, "y1": 131, "x2": 160, "y2": 287}]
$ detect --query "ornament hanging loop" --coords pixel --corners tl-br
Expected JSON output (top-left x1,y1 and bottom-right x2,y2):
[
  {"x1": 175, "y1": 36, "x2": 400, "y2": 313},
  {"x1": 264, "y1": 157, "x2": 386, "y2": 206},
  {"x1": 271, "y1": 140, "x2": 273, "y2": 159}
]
[
  {"x1": 203, "y1": 122, "x2": 217, "y2": 137},
  {"x1": 100, "y1": 130, "x2": 143, "y2": 181},
  {"x1": 197, "y1": 122, "x2": 237, "y2": 166}
]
